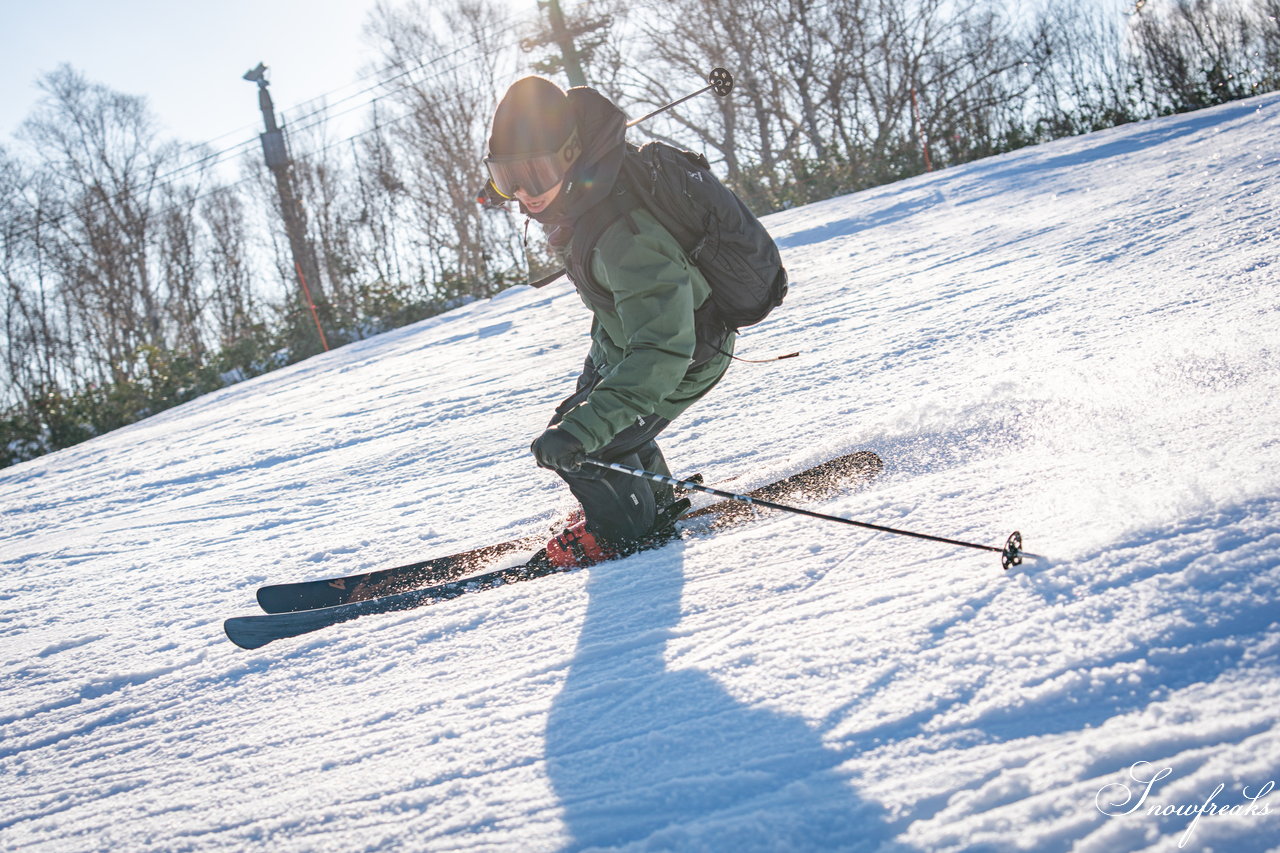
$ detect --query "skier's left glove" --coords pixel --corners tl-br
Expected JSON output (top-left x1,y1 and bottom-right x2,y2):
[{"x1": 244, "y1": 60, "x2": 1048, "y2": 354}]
[{"x1": 531, "y1": 427, "x2": 585, "y2": 473}]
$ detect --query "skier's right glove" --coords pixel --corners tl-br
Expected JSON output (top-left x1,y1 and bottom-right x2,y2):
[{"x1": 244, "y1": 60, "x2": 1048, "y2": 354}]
[
  {"x1": 531, "y1": 427, "x2": 585, "y2": 473},
  {"x1": 476, "y1": 179, "x2": 509, "y2": 210}
]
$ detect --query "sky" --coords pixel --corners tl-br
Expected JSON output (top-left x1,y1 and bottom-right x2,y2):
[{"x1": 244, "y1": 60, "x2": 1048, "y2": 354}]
[{"x1": 0, "y1": 0, "x2": 531, "y2": 155}]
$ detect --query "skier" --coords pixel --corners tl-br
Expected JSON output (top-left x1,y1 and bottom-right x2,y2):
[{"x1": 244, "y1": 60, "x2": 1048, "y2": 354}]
[{"x1": 484, "y1": 76, "x2": 736, "y2": 568}]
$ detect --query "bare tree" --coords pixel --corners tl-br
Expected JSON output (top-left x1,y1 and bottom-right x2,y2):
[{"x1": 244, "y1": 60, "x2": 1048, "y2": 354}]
[
  {"x1": 1260, "y1": 0, "x2": 1280, "y2": 81},
  {"x1": 1027, "y1": 0, "x2": 1142, "y2": 138},
  {"x1": 0, "y1": 148, "x2": 56, "y2": 406},
  {"x1": 624, "y1": 0, "x2": 806, "y2": 207},
  {"x1": 350, "y1": 107, "x2": 411, "y2": 294},
  {"x1": 18, "y1": 65, "x2": 202, "y2": 385},
  {"x1": 1130, "y1": 0, "x2": 1272, "y2": 112},
  {"x1": 917, "y1": 1, "x2": 1044, "y2": 164},
  {"x1": 201, "y1": 185, "x2": 262, "y2": 350},
  {"x1": 284, "y1": 123, "x2": 367, "y2": 334},
  {"x1": 364, "y1": 0, "x2": 524, "y2": 300},
  {"x1": 158, "y1": 181, "x2": 206, "y2": 358}
]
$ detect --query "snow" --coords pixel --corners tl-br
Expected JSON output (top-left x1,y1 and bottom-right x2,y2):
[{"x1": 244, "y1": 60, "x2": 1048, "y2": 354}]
[{"x1": 3, "y1": 94, "x2": 1279, "y2": 852}]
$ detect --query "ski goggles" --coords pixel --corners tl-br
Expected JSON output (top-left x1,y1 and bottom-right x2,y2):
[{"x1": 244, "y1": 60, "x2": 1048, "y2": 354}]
[{"x1": 484, "y1": 129, "x2": 581, "y2": 199}]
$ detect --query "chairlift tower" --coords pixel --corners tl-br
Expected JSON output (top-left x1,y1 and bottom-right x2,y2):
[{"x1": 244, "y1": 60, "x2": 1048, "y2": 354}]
[{"x1": 243, "y1": 63, "x2": 328, "y2": 349}]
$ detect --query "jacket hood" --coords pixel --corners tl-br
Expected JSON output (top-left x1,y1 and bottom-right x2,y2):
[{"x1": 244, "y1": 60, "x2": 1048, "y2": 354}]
[{"x1": 527, "y1": 87, "x2": 627, "y2": 229}]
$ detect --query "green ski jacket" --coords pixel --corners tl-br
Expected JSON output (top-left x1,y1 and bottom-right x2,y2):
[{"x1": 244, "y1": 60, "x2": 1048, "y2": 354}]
[{"x1": 554, "y1": 207, "x2": 734, "y2": 454}]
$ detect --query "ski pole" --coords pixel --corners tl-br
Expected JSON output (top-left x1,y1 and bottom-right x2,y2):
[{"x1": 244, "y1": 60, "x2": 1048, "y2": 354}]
[
  {"x1": 581, "y1": 457, "x2": 1041, "y2": 570},
  {"x1": 626, "y1": 67, "x2": 734, "y2": 128}
]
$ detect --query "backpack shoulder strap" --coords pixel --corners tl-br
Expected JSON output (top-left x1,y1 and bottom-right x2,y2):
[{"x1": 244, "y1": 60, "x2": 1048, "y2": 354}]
[{"x1": 567, "y1": 176, "x2": 642, "y2": 309}]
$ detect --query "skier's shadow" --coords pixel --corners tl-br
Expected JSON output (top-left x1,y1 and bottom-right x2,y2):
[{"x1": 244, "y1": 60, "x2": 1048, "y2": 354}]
[{"x1": 544, "y1": 545, "x2": 891, "y2": 850}]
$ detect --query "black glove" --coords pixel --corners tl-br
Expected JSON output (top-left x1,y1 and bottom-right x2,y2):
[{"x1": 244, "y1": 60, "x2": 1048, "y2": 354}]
[
  {"x1": 531, "y1": 427, "x2": 585, "y2": 472},
  {"x1": 475, "y1": 179, "x2": 508, "y2": 210}
]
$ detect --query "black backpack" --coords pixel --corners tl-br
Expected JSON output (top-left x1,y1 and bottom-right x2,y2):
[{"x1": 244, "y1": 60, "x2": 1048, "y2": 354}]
[{"x1": 566, "y1": 141, "x2": 788, "y2": 349}]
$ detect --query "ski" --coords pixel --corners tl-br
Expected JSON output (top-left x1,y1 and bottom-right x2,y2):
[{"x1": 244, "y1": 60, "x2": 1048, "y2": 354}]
[
  {"x1": 224, "y1": 450, "x2": 882, "y2": 650},
  {"x1": 255, "y1": 537, "x2": 540, "y2": 614},
  {"x1": 255, "y1": 450, "x2": 879, "y2": 615},
  {"x1": 228, "y1": 553, "x2": 564, "y2": 650},
  {"x1": 257, "y1": 480, "x2": 707, "y2": 614}
]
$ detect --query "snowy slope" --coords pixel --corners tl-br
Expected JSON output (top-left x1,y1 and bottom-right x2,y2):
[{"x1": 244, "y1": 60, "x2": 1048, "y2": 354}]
[{"x1": 3, "y1": 94, "x2": 1279, "y2": 852}]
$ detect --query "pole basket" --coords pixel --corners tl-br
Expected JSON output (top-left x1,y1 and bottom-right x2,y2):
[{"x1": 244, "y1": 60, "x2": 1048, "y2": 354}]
[
  {"x1": 709, "y1": 67, "x2": 734, "y2": 97},
  {"x1": 1001, "y1": 531, "x2": 1023, "y2": 570}
]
